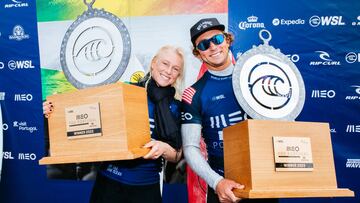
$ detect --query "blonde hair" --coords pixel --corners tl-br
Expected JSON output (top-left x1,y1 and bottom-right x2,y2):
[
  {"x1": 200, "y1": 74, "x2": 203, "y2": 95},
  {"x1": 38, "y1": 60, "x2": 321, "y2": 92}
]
[{"x1": 145, "y1": 45, "x2": 185, "y2": 100}]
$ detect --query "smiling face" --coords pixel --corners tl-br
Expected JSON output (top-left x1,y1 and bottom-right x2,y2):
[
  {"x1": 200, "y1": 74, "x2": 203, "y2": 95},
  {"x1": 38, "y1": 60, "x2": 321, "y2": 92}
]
[
  {"x1": 195, "y1": 29, "x2": 231, "y2": 71},
  {"x1": 151, "y1": 49, "x2": 183, "y2": 87}
]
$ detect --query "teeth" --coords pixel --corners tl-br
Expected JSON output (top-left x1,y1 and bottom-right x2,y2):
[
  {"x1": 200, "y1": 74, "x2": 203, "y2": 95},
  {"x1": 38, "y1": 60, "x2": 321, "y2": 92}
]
[
  {"x1": 160, "y1": 74, "x2": 170, "y2": 80},
  {"x1": 211, "y1": 52, "x2": 221, "y2": 57}
]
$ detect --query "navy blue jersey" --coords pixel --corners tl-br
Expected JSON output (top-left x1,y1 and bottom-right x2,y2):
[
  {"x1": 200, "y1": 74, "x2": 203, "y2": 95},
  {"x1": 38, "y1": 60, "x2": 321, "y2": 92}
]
[
  {"x1": 182, "y1": 71, "x2": 246, "y2": 176},
  {"x1": 99, "y1": 96, "x2": 181, "y2": 185}
]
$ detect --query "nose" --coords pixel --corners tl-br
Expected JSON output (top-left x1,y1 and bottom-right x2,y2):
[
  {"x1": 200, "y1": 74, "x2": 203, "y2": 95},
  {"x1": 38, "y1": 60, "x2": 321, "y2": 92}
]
[
  {"x1": 208, "y1": 41, "x2": 217, "y2": 50},
  {"x1": 164, "y1": 65, "x2": 172, "y2": 74}
]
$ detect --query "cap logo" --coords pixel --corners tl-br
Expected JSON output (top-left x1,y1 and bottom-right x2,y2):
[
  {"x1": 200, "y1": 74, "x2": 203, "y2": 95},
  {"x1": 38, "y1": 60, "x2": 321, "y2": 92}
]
[{"x1": 197, "y1": 21, "x2": 213, "y2": 31}]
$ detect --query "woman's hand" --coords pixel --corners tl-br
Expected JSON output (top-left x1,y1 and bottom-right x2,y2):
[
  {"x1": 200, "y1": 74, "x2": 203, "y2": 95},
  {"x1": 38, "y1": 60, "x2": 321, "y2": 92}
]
[
  {"x1": 43, "y1": 100, "x2": 54, "y2": 118},
  {"x1": 143, "y1": 140, "x2": 169, "y2": 160}
]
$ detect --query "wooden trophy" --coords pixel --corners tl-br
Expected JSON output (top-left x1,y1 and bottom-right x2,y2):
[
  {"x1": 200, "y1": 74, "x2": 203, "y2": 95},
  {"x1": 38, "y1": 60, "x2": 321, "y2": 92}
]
[
  {"x1": 223, "y1": 119, "x2": 354, "y2": 198},
  {"x1": 39, "y1": 82, "x2": 150, "y2": 165}
]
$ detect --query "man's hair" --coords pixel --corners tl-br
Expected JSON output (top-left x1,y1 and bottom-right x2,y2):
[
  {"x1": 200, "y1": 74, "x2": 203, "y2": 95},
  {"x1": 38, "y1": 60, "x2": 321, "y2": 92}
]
[{"x1": 192, "y1": 32, "x2": 234, "y2": 57}]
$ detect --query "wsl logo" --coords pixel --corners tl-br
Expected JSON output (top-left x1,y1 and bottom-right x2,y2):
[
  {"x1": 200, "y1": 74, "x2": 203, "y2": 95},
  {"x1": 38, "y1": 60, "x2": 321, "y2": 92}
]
[
  {"x1": 345, "y1": 52, "x2": 360, "y2": 63},
  {"x1": 4, "y1": 0, "x2": 29, "y2": 8},
  {"x1": 8, "y1": 60, "x2": 34, "y2": 70},
  {"x1": 309, "y1": 51, "x2": 341, "y2": 66},
  {"x1": 8, "y1": 25, "x2": 29, "y2": 41},
  {"x1": 309, "y1": 15, "x2": 346, "y2": 27},
  {"x1": 238, "y1": 16, "x2": 265, "y2": 30}
]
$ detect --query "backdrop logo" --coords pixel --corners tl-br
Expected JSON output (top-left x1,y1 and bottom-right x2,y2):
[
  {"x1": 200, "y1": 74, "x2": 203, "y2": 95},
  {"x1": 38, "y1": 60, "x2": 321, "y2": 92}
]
[
  {"x1": 346, "y1": 125, "x2": 360, "y2": 133},
  {"x1": 8, "y1": 25, "x2": 29, "y2": 41},
  {"x1": 8, "y1": 60, "x2": 35, "y2": 70},
  {"x1": 272, "y1": 18, "x2": 305, "y2": 26},
  {"x1": 351, "y1": 16, "x2": 360, "y2": 26},
  {"x1": 345, "y1": 85, "x2": 360, "y2": 100},
  {"x1": 309, "y1": 15, "x2": 346, "y2": 27},
  {"x1": 2, "y1": 123, "x2": 8, "y2": 131},
  {"x1": 60, "y1": 1, "x2": 131, "y2": 89},
  {"x1": 4, "y1": 0, "x2": 28, "y2": 8},
  {"x1": 311, "y1": 90, "x2": 336, "y2": 98},
  {"x1": 286, "y1": 54, "x2": 300, "y2": 63},
  {"x1": 345, "y1": 52, "x2": 359, "y2": 63},
  {"x1": 346, "y1": 159, "x2": 360, "y2": 168},
  {"x1": 18, "y1": 152, "x2": 37, "y2": 161},
  {"x1": 14, "y1": 93, "x2": 33, "y2": 101},
  {"x1": 238, "y1": 15, "x2": 265, "y2": 30},
  {"x1": 309, "y1": 51, "x2": 341, "y2": 66},
  {"x1": 0, "y1": 62, "x2": 4, "y2": 69},
  {"x1": 13, "y1": 121, "x2": 38, "y2": 133}
]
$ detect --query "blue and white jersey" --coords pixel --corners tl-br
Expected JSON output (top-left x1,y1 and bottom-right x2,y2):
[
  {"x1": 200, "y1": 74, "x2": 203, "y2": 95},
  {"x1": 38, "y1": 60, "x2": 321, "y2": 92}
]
[
  {"x1": 182, "y1": 71, "x2": 246, "y2": 176},
  {"x1": 100, "y1": 95, "x2": 181, "y2": 185}
]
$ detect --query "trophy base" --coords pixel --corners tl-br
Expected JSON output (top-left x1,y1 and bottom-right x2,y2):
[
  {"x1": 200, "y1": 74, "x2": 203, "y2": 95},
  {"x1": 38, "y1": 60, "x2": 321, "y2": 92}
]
[
  {"x1": 233, "y1": 188, "x2": 354, "y2": 199},
  {"x1": 39, "y1": 148, "x2": 149, "y2": 165}
]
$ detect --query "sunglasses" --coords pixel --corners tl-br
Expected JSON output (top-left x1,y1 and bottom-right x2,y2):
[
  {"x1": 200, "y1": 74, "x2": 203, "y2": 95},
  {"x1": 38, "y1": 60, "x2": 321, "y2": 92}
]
[{"x1": 196, "y1": 34, "x2": 225, "y2": 51}]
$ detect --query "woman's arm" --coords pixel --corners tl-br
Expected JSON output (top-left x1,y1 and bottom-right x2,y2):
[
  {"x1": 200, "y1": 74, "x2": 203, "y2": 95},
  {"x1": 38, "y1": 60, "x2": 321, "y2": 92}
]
[{"x1": 143, "y1": 140, "x2": 182, "y2": 163}]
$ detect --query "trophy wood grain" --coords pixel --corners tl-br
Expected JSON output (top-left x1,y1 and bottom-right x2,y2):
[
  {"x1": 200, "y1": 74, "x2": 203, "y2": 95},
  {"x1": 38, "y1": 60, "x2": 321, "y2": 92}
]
[
  {"x1": 39, "y1": 82, "x2": 151, "y2": 165},
  {"x1": 223, "y1": 119, "x2": 354, "y2": 198}
]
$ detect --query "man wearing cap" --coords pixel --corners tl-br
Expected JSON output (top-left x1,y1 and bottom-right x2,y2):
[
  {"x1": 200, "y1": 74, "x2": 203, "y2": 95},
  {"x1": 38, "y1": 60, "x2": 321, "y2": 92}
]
[{"x1": 181, "y1": 18, "x2": 278, "y2": 203}]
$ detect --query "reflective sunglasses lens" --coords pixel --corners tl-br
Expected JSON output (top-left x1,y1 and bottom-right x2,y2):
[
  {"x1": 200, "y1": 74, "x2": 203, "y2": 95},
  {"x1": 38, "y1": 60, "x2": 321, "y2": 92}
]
[
  {"x1": 196, "y1": 34, "x2": 225, "y2": 51},
  {"x1": 212, "y1": 34, "x2": 224, "y2": 45},
  {"x1": 197, "y1": 40, "x2": 210, "y2": 51}
]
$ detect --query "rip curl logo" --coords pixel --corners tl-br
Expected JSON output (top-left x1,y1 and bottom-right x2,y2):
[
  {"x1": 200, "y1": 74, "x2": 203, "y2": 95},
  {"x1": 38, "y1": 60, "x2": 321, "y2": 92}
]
[
  {"x1": 197, "y1": 21, "x2": 213, "y2": 31},
  {"x1": 309, "y1": 51, "x2": 341, "y2": 66},
  {"x1": 248, "y1": 62, "x2": 292, "y2": 110},
  {"x1": 4, "y1": 0, "x2": 28, "y2": 8},
  {"x1": 9, "y1": 25, "x2": 29, "y2": 41}
]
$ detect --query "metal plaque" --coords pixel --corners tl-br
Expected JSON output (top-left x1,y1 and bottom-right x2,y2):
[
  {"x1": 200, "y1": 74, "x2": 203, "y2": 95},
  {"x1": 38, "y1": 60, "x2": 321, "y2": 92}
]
[
  {"x1": 60, "y1": 0, "x2": 131, "y2": 89},
  {"x1": 65, "y1": 102, "x2": 102, "y2": 139},
  {"x1": 233, "y1": 30, "x2": 305, "y2": 120},
  {"x1": 273, "y1": 136, "x2": 313, "y2": 172}
]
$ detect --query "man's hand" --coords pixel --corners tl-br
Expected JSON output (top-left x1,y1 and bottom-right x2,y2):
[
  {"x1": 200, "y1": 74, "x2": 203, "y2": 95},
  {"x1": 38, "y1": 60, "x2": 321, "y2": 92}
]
[{"x1": 215, "y1": 178, "x2": 244, "y2": 203}]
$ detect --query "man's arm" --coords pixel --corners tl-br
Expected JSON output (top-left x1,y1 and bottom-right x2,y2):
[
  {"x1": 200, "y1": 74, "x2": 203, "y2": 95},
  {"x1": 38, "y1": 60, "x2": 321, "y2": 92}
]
[{"x1": 182, "y1": 123, "x2": 223, "y2": 190}]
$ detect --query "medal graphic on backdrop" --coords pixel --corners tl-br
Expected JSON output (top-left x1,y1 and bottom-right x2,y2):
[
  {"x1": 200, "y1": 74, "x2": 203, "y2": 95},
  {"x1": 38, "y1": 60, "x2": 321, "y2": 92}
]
[
  {"x1": 233, "y1": 29, "x2": 305, "y2": 120},
  {"x1": 39, "y1": 0, "x2": 150, "y2": 181},
  {"x1": 60, "y1": 0, "x2": 131, "y2": 89}
]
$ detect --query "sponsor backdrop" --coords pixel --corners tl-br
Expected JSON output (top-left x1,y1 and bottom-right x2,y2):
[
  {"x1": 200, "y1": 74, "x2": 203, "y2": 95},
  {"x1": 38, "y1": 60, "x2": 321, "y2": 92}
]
[
  {"x1": 0, "y1": 0, "x2": 358, "y2": 202},
  {"x1": 0, "y1": 0, "x2": 227, "y2": 202},
  {"x1": 229, "y1": 0, "x2": 359, "y2": 203}
]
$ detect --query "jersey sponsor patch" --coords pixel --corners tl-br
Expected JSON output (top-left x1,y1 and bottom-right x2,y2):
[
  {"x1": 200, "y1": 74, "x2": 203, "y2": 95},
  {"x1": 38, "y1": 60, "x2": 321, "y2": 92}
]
[{"x1": 182, "y1": 87, "x2": 196, "y2": 104}]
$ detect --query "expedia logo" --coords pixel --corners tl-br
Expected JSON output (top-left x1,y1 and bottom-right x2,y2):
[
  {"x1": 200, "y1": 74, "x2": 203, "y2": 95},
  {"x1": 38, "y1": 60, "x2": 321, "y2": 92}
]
[
  {"x1": 239, "y1": 15, "x2": 265, "y2": 30},
  {"x1": 346, "y1": 125, "x2": 360, "y2": 133},
  {"x1": 345, "y1": 52, "x2": 359, "y2": 63},
  {"x1": 4, "y1": 0, "x2": 29, "y2": 8},
  {"x1": 8, "y1": 60, "x2": 34, "y2": 70},
  {"x1": 309, "y1": 51, "x2": 341, "y2": 66},
  {"x1": 346, "y1": 159, "x2": 360, "y2": 168},
  {"x1": 345, "y1": 85, "x2": 360, "y2": 100},
  {"x1": 14, "y1": 93, "x2": 33, "y2": 101},
  {"x1": 309, "y1": 15, "x2": 346, "y2": 27},
  {"x1": 8, "y1": 25, "x2": 29, "y2": 41},
  {"x1": 311, "y1": 90, "x2": 336, "y2": 98},
  {"x1": 272, "y1": 18, "x2": 305, "y2": 26}
]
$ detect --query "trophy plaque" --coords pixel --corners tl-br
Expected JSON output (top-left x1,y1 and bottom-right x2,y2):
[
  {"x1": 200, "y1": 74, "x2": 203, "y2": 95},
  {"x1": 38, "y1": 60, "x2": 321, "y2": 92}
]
[
  {"x1": 224, "y1": 30, "x2": 354, "y2": 198},
  {"x1": 39, "y1": 82, "x2": 151, "y2": 165}
]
